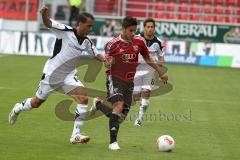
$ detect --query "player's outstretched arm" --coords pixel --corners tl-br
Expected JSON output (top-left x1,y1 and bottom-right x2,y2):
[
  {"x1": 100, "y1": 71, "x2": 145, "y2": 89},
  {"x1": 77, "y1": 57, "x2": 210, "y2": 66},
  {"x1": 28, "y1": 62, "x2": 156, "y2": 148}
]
[
  {"x1": 95, "y1": 54, "x2": 106, "y2": 62},
  {"x1": 143, "y1": 56, "x2": 168, "y2": 84},
  {"x1": 95, "y1": 54, "x2": 112, "y2": 68},
  {"x1": 158, "y1": 56, "x2": 164, "y2": 67},
  {"x1": 40, "y1": 7, "x2": 52, "y2": 28}
]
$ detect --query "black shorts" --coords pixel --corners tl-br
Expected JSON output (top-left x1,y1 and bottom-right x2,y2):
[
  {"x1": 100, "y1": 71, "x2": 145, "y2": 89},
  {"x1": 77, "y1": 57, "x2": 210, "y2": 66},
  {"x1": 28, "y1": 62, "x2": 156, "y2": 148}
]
[{"x1": 106, "y1": 75, "x2": 134, "y2": 107}]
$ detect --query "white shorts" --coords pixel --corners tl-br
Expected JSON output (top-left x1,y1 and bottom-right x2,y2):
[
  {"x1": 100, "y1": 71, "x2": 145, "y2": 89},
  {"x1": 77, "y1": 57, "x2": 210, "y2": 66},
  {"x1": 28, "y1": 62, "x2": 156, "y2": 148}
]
[
  {"x1": 36, "y1": 73, "x2": 84, "y2": 100},
  {"x1": 133, "y1": 65, "x2": 155, "y2": 94}
]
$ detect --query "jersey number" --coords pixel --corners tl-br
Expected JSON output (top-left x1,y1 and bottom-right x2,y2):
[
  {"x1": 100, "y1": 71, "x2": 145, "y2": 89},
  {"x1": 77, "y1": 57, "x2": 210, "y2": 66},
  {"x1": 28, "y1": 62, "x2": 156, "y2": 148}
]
[{"x1": 151, "y1": 79, "x2": 155, "y2": 85}]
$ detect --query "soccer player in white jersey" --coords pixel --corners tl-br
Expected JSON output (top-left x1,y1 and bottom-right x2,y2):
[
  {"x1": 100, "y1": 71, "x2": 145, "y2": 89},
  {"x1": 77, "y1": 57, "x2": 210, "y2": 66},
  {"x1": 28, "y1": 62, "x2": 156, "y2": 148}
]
[
  {"x1": 8, "y1": 7, "x2": 108, "y2": 144},
  {"x1": 133, "y1": 18, "x2": 165, "y2": 126}
]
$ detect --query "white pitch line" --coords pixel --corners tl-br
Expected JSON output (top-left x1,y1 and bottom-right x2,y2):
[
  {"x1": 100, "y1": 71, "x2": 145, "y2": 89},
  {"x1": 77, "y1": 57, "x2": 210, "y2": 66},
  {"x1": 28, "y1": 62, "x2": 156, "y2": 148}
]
[
  {"x1": 0, "y1": 54, "x2": 9, "y2": 58},
  {"x1": 160, "y1": 97, "x2": 240, "y2": 105},
  {"x1": 0, "y1": 86, "x2": 15, "y2": 90}
]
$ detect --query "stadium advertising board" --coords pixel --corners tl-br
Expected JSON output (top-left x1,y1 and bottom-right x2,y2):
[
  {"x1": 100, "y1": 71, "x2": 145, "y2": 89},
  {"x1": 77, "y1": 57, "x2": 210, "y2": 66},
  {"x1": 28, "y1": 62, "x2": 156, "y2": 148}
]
[
  {"x1": 93, "y1": 18, "x2": 240, "y2": 44},
  {"x1": 0, "y1": 31, "x2": 239, "y2": 68},
  {"x1": 231, "y1": 56, "x2": 240, "y2": 68},
  {"x1": 164, "y1": 54, "x2": 200, "y2": 65},
  {"x1": 140, "y1": 21, "x2": 240, "y2": 44},
  {"x1": 0, "y1": 31, "x2": 55, "y2": 56},
  {"x1": 0, "y1": 0, "x2": 38, "y2": 20}
]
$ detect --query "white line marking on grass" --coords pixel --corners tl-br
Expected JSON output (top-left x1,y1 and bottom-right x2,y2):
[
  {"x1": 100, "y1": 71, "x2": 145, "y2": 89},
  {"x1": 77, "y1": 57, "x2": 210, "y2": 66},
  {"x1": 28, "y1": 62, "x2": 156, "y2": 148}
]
[
  {"x1": 162, "y1": 97, "x2": 240, "y2": 105},
  {"x1": 0, "y1": 55, "x2": 9, "y2": 58},
  {"x1": 0, "y1": 86, "x2": 15, "y2": 90}
]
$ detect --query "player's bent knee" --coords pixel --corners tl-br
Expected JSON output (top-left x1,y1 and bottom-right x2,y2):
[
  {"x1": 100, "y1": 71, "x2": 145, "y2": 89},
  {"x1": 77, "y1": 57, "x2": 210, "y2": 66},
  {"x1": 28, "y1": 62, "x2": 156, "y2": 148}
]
[
  {"x1": 72, "y1": 95, "x2": 88, "y2": 104},
  {"x1": 112, "y1": 101, "x2": 124, "y2": 113},
  {"x1": 114, "y1": 101, "x2": 124, "y2": 108},
  {"x1": 80, "y1": 96, "x2": 88, "y2": 104},
  {"x1": 142, "y1": 90, "x2": 151, "y2": 99}
]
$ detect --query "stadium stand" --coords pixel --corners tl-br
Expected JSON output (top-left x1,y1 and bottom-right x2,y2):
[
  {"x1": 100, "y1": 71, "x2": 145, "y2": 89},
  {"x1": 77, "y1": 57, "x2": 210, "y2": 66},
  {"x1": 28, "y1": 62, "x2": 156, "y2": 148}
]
[
  {"x1": 94, "y1": 0, "x2": 119, "y2": 15},
  {"x1": 93, "y1": 0, "x2": 240, "y2": 24}
]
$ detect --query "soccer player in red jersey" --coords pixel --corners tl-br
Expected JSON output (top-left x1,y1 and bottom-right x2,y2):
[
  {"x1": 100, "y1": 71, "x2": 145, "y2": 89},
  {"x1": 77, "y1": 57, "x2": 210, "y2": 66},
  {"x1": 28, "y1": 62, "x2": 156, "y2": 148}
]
[{"x1": 91, "y1": 16, "x2": 168, "y2": 150}]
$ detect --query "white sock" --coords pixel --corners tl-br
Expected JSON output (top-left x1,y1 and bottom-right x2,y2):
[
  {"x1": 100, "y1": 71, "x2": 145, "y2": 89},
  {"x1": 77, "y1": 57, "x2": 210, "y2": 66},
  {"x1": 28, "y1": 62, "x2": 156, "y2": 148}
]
[
  {"x1": 14, "y1": 98, "x2": 33, "y2": 114},
  {"x1": 138, "y1": 98, "x2": 150, "y2": 121},
  {"x1": 71, "y1": 104, "x2": 88, "y2": 137}
]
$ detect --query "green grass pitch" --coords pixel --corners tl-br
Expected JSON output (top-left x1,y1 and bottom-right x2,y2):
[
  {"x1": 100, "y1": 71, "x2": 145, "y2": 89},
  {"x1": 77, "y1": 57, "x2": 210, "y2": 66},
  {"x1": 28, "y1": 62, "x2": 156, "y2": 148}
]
[{"x1": 0, "y1": 55, "x2": 240, "y2": 160}]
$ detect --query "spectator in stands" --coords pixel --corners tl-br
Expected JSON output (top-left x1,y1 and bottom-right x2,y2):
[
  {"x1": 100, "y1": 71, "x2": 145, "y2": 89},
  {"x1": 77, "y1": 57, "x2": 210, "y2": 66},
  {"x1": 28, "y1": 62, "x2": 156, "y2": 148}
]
[
  {"x1": 68, "y1": 0, "x2": 85, "y2": 26},
  {"x1": 203, "y1": 42, "x2": 211, "y2": 56},
  {"x1": 100, "y1": 19, "x2": 115, "y2": 37},
  {"x1": 223, "y1": 27, "x2": 240, "y2": 43},
  {"x1": 54, "y1": 6, "x2": 66, "y2": 20},
  {"x1": 18, "y1": 31, "x2": 28, "y2": 53},
  {"x1": 172, "y1": 44, "x2": 180, "y2": 55},
  {"x1": 34, "y1": 33, "x2": 43, "y2": 54},
  {"x1": 189, "y1": 42, "x2": 197, "y2": 56},
  {"x1": 232, "y1": 27, "x2": 240, "y2": 37}
]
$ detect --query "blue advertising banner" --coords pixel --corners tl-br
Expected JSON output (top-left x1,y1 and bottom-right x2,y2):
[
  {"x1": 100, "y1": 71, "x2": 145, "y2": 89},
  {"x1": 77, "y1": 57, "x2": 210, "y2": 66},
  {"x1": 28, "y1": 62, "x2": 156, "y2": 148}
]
[{"x1": 164, "y1": 54, "x2": 200, "y2": 65}]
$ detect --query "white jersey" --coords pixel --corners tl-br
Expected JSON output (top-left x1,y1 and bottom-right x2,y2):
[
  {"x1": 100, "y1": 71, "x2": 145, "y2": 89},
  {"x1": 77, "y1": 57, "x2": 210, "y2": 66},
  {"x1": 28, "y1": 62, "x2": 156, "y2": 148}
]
[
  {"x1": 133, "y1": 34, "x2": 165, "y2": 92},
  {"x1": 138, "y1": 33, "x2": 165, "y2": 73},
  {"x1": 43, "y1": 19, "x2": 100, "y2": 79}
]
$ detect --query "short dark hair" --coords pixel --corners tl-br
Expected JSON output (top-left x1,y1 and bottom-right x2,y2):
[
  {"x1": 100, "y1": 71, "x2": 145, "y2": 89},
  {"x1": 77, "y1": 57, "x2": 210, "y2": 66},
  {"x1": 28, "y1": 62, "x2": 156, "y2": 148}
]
[
  {"x1": 143, "y1": 18, "x2": 155, "y2": 27},
  {"x1": 77, "y1": 12, "x2": 94, "y2": 24},
  {"x1": 122, "y1": 16, "x2": 137, "y2": 28}
]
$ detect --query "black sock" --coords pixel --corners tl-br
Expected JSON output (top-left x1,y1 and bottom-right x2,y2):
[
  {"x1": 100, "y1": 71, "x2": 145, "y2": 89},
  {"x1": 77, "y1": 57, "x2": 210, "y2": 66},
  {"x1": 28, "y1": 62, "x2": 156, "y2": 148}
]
[
  {"x1": 96, "y1": 102, "x2": 112, "y2": 117},
  {"x1": 109, "y1": 112, "x2": 120, "y2": 144}
]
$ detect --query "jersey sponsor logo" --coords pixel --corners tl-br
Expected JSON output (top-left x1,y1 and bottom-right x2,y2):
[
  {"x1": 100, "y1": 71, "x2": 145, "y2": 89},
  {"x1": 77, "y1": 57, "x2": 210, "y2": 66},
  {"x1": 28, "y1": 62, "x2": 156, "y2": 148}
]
[{"x1": 121, "y1": 53, "x2": 137, "y2": 62}]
